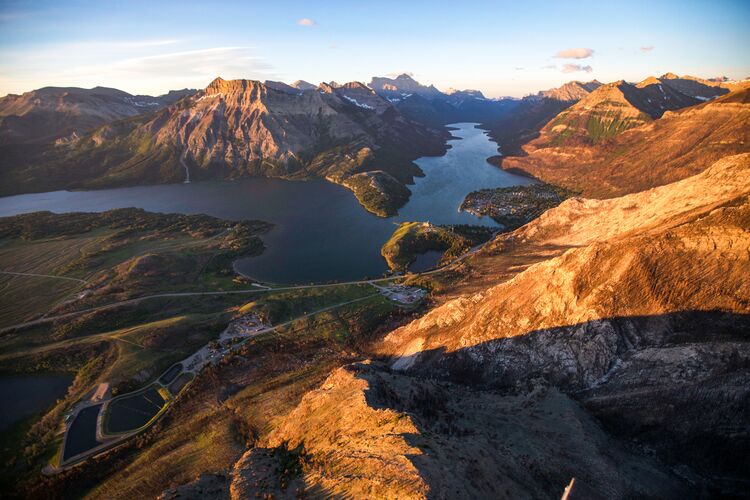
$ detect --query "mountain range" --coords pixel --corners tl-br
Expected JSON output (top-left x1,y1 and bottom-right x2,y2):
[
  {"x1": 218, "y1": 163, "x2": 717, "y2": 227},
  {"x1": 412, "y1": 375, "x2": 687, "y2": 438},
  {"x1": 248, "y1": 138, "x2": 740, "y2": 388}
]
[
  {"x1": 500, "y1": 81, "x2": 750, "y2": 197},
  {"x1": 2, "y1": 69, "x2": 749, "y2": 498},
  {"x1": 3, "y1": 71, "x2": 741, "y2": 215},
  {"x1": 0, "y1": 86, "x2": 195, "y2": 145}
]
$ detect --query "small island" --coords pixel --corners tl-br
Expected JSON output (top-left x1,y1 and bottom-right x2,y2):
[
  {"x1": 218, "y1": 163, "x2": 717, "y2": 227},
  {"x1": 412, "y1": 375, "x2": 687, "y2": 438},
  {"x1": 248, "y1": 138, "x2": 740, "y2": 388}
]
[
  {"x1": 460, "y1": 183, "x2": 575, "y2": 230},
  {"x1": 381, "y1": 222, "x2": 495, "y2": 272}
]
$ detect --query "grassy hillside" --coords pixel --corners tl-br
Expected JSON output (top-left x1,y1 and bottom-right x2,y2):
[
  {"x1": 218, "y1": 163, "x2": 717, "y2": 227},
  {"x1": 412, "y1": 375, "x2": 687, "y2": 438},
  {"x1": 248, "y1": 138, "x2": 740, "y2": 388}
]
[
  {"x1": 381, "y1": 222, "x2": 494, "y2": 272},
  {"x1": 501, "y1": 87, "x2": 750, "y2": 198}
]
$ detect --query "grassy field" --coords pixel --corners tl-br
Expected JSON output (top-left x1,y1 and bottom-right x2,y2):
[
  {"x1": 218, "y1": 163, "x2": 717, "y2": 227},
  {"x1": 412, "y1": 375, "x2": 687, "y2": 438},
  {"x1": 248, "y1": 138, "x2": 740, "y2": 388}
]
[
  {"x1": 69, "y1": 292, "x2": 402, "y2": 500},
  {"x1": 0, "y1": 236, "x2": 97, "y2": 328},
  {"x1": 0, "y1": 209, "x2": 423, "y2": 498}
]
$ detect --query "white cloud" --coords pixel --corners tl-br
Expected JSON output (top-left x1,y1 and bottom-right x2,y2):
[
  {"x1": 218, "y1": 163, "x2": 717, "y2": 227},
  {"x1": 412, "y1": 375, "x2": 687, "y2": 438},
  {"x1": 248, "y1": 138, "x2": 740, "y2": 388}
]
[
  {"x1": 0, "y1": 46, "x2": 276, "y2": 96},
  {"x1": 297, "y1": 18, "x2": 317, "y2": 26},
  {"x1": 554, "y1": 48, "x2": 594, "y2": 59},
  {"x1": 640, "y1": 45, "x2": 655, "y2": 52},
  {"x1": 561, "y1": 63, "x2": 593, "y2": 73}
]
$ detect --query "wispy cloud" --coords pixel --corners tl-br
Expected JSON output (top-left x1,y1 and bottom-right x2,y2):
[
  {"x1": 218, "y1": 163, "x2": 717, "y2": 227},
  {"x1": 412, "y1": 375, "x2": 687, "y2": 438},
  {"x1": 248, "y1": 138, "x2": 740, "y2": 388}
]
[
  {"x1": 114, "y1": 47, "x2": 273, "y2": 78},
  {"x1": 0, "y1": 45, "x2": 276, "y2": 95},
  {"x1": 640, "y1": 45, "x2": 655, "y2": 53},
  {"x1": 561, "y1": 63, "x2": 593, "y2": 73},
  {"x1": 541, "y1": 64, "x2": 557, "y2": 70},
  {"x1": 297, "y1": 18, "x2": 317, "y2": 26},
  {"x1": 554, "y1": 47, "x2": 594, "y2": 59}
]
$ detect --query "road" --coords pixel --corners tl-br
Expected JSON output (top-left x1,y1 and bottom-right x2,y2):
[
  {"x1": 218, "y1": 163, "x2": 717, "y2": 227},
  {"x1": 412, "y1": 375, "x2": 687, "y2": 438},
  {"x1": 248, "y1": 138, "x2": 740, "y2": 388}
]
[
  {"x1": 53, "y1": 292, "x2": 381, "y2": 469},
  {"x1": 0, "y1": 234, "x2": 490, "y2": 335}
]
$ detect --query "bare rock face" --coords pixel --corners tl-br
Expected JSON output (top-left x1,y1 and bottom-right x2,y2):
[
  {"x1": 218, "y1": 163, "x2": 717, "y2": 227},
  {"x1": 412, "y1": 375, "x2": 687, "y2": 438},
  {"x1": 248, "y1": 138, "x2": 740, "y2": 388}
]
[
  {"x1": 369, "y1": 73, "x2": 446, "y2": 100},
  {"x1": 232, "y1": 362, "x2": 687, "y2": 499},
  {"x1": 8, "y1": 77, "x2": 447, "y2": 214},
  {"x1": 290, "y1": 80, "x2": 316, "y2": 91},
  {"x1": 537, "y1": 80, "x2": 602, "y2": 102},
  {"x1": 376, "y1": 154, "x2": 750, "y2": 491}
]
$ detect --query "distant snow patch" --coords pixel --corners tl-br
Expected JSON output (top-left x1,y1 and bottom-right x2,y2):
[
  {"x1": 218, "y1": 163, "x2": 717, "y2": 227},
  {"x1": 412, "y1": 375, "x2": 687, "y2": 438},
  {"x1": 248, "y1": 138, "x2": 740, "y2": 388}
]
[
  {"x1": 341, "y1": 95, "x2": 374, "y2": 109},
  {"x1": 197, "y1": 93, "x2": 223, "y2": 101}
]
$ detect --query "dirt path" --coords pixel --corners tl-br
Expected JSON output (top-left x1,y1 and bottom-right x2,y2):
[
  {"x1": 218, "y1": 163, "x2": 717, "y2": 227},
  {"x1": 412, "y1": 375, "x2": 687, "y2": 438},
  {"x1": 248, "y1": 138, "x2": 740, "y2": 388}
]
[
  {"x1": 1, "y1": 233, "x2": 485, "y2": 335},
  {"x1": 0, "y1": 270, "x2": 87, "y2": 283}
]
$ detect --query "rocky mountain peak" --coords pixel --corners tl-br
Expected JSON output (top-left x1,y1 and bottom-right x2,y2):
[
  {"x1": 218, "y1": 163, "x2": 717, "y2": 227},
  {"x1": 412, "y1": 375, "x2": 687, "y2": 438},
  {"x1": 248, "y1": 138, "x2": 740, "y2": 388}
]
[
  {"x1": 203, "y1": 77, "x2": 264, "y2": 95},
  {"x1": 395, "y1": 73, "x2": 417, "y2": 82},
  {"x1": 291, "y1": 79, "x2": 316, "y2": 90},
  {"x1": 537, "y1": 80, "x2": 602, "y2": 101},
  {"x1": 339, "y1": 81, "x2": 373, "y2": 92},
  {"x1": 636, "y1": 76, "x2": 662, "y2": 88}
]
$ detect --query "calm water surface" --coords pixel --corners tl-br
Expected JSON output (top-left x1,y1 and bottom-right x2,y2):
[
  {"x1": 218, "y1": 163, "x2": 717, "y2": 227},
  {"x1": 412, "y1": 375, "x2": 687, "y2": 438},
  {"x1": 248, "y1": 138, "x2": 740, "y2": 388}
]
[
  {"x1": 0, "y1": 123, "x2": 533, "y2": 283},
  {"x1": 0, "y1": 373, "x2": 73, "y2": 431}
]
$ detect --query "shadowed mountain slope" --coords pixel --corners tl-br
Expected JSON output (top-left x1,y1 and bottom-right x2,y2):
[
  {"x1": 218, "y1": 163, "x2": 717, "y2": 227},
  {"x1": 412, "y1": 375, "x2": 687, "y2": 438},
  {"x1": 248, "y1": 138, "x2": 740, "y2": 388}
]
[
  {"x1": 0, "y1": 77, "x2": 448, "y2": 216},
  {"x1": 370, "y1": 154, "x2": 750, "y2": 490},
  {"x1": 230, "y1": 361, "x2": 686, "y2": 499},
  {"x1": 0, "y1": 86, "x2": 194, "y2": 145}
]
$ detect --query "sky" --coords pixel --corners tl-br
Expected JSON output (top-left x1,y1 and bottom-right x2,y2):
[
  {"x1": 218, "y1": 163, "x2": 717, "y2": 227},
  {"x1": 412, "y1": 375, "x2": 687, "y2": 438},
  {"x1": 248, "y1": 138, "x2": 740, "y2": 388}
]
[{"x1": 1, "y1": 0, "x2": 749, "y2": 98}]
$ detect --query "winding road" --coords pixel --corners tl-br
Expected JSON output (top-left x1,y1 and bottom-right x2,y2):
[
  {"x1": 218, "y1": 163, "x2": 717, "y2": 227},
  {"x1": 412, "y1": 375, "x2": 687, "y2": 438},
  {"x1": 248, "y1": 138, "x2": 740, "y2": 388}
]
[{"x1": 0, "y1": 236, "x2": 487, "y2": 335}]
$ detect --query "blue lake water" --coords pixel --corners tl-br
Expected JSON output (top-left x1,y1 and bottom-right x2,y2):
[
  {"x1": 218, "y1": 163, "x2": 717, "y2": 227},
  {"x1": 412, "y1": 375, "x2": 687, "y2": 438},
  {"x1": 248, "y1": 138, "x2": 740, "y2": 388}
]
[{"x1": 0, "y1": 123, "x2": 533, "y2": 283}]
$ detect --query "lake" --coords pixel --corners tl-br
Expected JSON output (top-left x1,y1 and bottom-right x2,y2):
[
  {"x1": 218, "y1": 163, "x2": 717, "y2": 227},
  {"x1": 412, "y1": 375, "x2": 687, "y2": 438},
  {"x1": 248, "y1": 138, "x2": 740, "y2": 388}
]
[
  {"x1": 0, "y1": 123, "x2": 533, "y2": 283},
  {"x1": 0, "y1": 373, "x2": 73, "y2": 431}
]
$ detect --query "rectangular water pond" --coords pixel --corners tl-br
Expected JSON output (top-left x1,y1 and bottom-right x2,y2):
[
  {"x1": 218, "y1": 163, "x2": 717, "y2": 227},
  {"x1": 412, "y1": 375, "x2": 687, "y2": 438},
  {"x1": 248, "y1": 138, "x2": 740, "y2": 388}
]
[
  {"x1": 159, "y1": 363, "x2": 183, "y2": 385},
  {"x1": 105, "y1": 386, "x2": 166, "y2": 434},
  {"x1": 63, "y1": 404, "x2": 102, "y2": 461}
]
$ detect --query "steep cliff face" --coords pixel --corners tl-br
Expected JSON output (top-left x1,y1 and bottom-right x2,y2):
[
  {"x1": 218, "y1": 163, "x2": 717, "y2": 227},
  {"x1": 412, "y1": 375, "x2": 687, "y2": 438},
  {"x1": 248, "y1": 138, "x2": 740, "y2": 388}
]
[
  {"x1": 2, "y1": 78, "x2": 448, "y2": 215},
  {"x1": 230, "y1": 362, "x2": 685, "y2": 499},
  {"x1": 369, "y1": 73, "x2": 446, "y2": 100},
  {"x1": 536, "y1": 80, "x2": 602, "y2": 102},
  {"x1": 380, "y1": 154, "x2": 750, "y2": 361},
  {"x1": 373, "y1": 154, "x2": 750, "y2": 489},
  {"x1": 501, "y1": 87, "x2": 750, "y2": 198}
]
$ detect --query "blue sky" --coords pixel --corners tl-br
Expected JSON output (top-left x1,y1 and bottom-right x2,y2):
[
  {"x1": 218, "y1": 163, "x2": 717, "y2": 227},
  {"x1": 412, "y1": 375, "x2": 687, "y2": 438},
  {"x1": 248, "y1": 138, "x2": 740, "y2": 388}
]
[{"x1": 1, "y1": 0, "x2": 748, "y2": 97}]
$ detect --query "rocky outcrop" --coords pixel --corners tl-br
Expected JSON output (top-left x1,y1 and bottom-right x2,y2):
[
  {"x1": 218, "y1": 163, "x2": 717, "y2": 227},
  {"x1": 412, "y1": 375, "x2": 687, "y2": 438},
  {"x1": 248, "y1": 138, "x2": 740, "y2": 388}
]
[
  {"x1": 375, "y1": 154, "x2": 750, "y2": 491},
  {"x1": 230, "y1": 362, "x2": 687, "y2": 499},
  {"x1": 2, "y1": 77, "x2": 448, "y2": 215},
  {"x1": 536, "y1": 80, "x2": 602, "y2": 102}
]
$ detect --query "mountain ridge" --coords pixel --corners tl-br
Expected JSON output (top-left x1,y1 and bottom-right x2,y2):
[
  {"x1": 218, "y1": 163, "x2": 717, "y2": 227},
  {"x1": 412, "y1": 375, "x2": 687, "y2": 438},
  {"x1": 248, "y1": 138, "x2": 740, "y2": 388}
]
[
  {"x1": 0, "y1": 77, "x2": 449, "y2": 217},
  {"x1": 0, "y1": 85, "x2": 195, "y2": 145}
]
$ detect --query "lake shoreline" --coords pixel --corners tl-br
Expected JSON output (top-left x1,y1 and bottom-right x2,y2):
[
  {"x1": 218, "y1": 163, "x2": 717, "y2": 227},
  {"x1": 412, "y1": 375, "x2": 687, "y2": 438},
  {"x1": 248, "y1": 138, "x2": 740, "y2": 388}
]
[{"x1": 0, "y1": 124, "x2": 533, "y2": 284}]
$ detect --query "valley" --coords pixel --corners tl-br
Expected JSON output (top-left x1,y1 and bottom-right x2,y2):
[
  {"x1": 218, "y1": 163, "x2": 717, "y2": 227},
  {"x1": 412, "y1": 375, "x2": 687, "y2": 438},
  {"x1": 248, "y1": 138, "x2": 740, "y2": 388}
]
[
  {"x1": 0, "y1": 64, "x2": 748, "y2": 499},
  {"x1": 0, "y1": 123, "x2": 530, "y2": 284}
]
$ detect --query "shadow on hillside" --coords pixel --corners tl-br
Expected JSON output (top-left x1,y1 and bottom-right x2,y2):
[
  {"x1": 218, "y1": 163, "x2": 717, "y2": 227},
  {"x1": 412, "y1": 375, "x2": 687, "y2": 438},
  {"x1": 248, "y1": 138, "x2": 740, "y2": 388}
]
[{"x1": 369, "y1": 309, "x2": 750, "y2": 495}]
